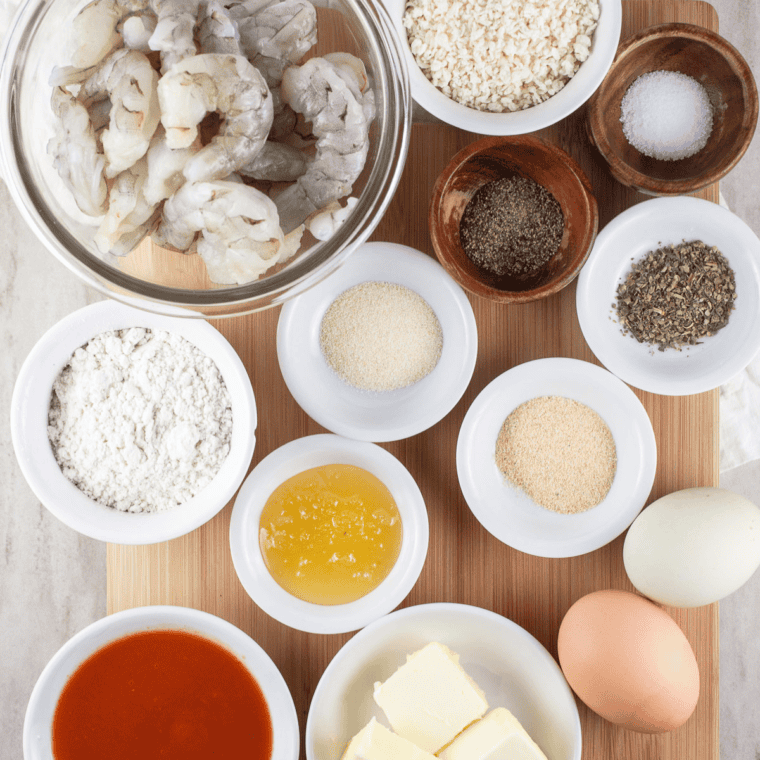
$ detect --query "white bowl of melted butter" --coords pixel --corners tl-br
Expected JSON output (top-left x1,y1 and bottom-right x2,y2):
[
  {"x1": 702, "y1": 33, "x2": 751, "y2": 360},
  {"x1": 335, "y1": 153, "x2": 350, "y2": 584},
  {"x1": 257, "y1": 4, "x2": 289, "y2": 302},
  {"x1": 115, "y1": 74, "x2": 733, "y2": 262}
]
[{"x1": 229, "y1": 434, "x2": 429, "y2": 634}]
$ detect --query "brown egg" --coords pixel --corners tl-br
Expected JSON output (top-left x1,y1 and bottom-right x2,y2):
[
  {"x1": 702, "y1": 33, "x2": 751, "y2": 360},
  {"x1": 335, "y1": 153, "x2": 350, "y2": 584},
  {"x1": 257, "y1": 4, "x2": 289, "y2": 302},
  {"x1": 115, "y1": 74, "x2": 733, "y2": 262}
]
[{"x1": 557, "y1": 589, "x2": 700, "y2": 733}]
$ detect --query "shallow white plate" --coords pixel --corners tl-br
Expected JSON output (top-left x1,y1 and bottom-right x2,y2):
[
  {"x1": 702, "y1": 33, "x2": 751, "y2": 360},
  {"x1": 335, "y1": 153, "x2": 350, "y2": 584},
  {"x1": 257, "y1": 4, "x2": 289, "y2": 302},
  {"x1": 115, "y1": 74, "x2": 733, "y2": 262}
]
[
  {"x1": 10, "y1": 300, "x2": 256, "y2": 544},
  {"x1": 229, "y1": 434, "x2": 429, "y2": 634},
  {"x1": 576, "y1": 196, "x2": 760, "y2": 395},
  {"x1": 23, "y1": 605, "x2": 299, "y2": 760},
  {"x1": 457, "y1": 358, "x2": 657, "y2": 558},
  {"x1": 277, "y1": 242, "x2": 477, "y2": 442},
  {"x1": 306, "y1": 602, "x2": 581, "y2": 760},
  {"x1": 378, "y1": 0, "x2": 621, "y2": 135}
]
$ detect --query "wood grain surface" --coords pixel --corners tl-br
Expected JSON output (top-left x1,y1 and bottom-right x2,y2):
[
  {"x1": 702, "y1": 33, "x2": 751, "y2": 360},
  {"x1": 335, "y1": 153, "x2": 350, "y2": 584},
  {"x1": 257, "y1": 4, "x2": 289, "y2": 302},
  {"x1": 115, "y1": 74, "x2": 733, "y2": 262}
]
[{"x1": 108, "y1": 2, "x2": 720, "y2": 758}]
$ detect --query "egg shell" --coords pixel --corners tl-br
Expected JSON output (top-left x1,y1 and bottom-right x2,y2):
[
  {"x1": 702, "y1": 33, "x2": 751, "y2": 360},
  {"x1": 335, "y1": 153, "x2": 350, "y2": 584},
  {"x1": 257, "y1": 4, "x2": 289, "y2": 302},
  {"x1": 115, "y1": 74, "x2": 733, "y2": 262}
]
[
  {"x1": 623, "y1": 487, "x2": 760, "y2": 608},
  {"x1": 557, "y1": 589, "x2": 699, "y2": 733}
]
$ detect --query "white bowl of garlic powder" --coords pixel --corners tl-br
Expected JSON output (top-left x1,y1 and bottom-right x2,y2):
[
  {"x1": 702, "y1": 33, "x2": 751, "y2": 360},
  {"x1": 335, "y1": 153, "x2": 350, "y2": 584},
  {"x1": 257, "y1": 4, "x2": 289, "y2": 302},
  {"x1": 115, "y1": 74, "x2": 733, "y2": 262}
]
[{"x1": 11, "y1": 299, "x2": 256, "y2": 544}]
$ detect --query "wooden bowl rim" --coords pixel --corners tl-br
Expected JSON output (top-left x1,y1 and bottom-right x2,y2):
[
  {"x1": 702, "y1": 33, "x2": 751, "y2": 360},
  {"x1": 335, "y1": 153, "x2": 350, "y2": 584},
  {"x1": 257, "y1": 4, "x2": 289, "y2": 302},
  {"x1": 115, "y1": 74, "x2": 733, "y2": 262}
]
[
  {"x1": 587, "y1": 22, "x2": 759, "y2": 195},
  {"x1": 428, "y1": 135, "x2": 599, "y2": 305}
]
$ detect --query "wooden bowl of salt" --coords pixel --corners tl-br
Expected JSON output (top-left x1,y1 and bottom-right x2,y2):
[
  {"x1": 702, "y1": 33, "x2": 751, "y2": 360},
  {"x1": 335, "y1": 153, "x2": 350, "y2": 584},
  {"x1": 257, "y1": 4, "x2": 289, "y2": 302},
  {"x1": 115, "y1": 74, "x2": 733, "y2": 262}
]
[
  {"x1": 587, "y1": 23, "x2": 758, "y2": 196},
  {"x1": 429, "y1": 135, "x2": 598, "y2": 305}
]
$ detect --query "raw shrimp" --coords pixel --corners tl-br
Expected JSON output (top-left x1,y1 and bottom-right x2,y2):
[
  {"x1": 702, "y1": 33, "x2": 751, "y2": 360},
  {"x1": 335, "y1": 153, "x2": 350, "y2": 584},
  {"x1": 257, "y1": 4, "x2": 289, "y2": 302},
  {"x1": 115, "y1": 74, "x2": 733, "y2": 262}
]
[
  {"x1": 153, "y1": 180, "x2": 295, "y2": 283},
  {"x1": 79, "y1": 48, "x2": 161, "y2": 177},
  {"x1": 118, "y1": 10, "x2": 158, "y2": 51},
  {"x1": 67, "y1": 0, "x2": 148, "y2": 69},
  {"x1": 238, "y1": 141, "x2": 306, "y2": 181},
  {"x1": 94, "y1": 156, "x2": 158, "y2": 253},
  {"x1": 306, "y1": 197, "x2": 358, "y2": 241},
  {"x1": 148, "y1": 0, "x2": 201, "y2": 73},
  {"x1": 157, "y1": 53, "x2": 273, "y2": 182},
  {"x1": 230, "y1": 0, "x2": 316, "y2": 63},
  {"x1": 143, "y1": 127, "x2": 201, "y2": 205},
  {"x1": 274, "y1": 54, "x2": 373, "y2": 232},
  {"x1": 48, "y1": 87, "x2": 108, "y2": 218},
  {"x1": 198, "y1": 0, "x2": 241, "y2": 54},
  {"x1": 229, "y1": 0, "x2": 316, "y2": 140}
]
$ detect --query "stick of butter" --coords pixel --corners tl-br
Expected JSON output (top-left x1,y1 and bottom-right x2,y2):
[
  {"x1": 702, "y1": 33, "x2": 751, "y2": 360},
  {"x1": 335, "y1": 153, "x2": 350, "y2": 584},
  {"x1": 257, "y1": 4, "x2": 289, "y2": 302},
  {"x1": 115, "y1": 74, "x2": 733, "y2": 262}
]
[
  {"x1": 372, "y1": 642, "x2": 489, "y2": 754},
  {"x1": 341, "y1": 718, "x2": 438, "y2": 760},
  {"x1": 438, "y1": 708, "x2": 549, "y2": 760}
]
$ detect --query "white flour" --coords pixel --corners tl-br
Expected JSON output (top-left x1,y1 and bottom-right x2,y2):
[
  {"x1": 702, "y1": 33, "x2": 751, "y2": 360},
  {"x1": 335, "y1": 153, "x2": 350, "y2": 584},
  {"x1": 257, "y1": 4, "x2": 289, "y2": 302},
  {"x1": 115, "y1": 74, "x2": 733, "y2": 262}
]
[{"x1": 48, "y1": 327, "x2": 233, "y2": 513}]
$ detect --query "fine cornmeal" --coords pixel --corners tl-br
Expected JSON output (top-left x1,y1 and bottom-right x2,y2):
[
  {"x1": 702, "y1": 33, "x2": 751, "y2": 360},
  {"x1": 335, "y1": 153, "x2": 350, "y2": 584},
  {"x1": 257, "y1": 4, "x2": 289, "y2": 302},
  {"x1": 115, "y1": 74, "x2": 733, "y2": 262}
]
[
  {"x1": 320, "y1": 281, "x2": 443, "y2": 391},
  {"x1": 495, "y1": 396, "x2": 617, "y2": 514}
]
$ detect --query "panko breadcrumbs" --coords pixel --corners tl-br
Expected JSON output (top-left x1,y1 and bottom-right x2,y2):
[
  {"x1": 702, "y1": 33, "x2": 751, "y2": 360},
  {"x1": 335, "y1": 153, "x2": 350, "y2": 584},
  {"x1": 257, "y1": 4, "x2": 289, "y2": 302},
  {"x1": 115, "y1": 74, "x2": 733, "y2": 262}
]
[{"x1": 403, "y1": 0, "x2": 600, "y2": 112}]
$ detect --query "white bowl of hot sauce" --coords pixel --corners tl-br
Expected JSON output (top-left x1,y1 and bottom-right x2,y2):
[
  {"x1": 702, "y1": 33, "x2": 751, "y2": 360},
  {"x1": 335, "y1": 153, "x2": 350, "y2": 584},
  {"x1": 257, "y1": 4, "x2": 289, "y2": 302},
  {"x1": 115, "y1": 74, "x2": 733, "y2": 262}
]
[
  {"x1": 229, "y1": 434, "x2": 430, "y2": 635},
  {"x1": 23, "y1": 605, "x2": 299, "y2": 760}
]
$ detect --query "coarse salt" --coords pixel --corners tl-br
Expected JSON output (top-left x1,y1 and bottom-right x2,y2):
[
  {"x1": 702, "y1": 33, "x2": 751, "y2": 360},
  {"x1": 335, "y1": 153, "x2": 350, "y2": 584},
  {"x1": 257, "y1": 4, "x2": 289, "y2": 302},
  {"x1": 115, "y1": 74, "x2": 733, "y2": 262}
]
[{"x1": 620, "y1": 70, "x2": 714, "y2": 161}]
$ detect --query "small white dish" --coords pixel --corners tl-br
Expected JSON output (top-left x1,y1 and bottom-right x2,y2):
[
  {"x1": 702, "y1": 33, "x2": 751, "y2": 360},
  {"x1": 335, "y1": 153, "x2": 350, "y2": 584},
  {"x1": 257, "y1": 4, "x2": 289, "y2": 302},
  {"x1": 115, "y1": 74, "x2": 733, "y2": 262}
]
[
  {"x1": 23, "y1": 605, "x2": 299, "y2": 760},
  {"x1": 576, "y1": 196, "x2": 760, "y2": 395},
  {"x1": 10, "y1": 300, "x2": 256, "y2": 544},
  {"x1": 306, "y1": 602, "x2": 581, "y2": 760},
  {"x1": 229, "y1": 434, "x2": 429, "y2": 634},
  {"x1": 277, "y1": 242, "x2": 477, "y2": 442},
  {"x1": 378, "y1": 0, "x2": 621, "y2": 135},
  {"x1": 457, "y1": 358, "x2": 656, "y2": 558}
]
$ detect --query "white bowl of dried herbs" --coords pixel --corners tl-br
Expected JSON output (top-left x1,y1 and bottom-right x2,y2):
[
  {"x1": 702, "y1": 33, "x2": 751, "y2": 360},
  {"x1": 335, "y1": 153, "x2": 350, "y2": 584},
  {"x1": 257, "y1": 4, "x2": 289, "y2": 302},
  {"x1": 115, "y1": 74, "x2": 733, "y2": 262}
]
[{"x1": 576, "y1": 196, "x2": 760, "y2": 396}]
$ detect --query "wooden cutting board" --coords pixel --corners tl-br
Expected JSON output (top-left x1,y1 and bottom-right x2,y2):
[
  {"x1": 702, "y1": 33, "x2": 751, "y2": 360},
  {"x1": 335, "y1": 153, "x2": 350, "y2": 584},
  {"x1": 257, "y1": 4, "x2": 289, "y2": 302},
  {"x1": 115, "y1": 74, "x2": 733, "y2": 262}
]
[{"x1": 108, "y1": 1, "x2": 720, "y2": 758}]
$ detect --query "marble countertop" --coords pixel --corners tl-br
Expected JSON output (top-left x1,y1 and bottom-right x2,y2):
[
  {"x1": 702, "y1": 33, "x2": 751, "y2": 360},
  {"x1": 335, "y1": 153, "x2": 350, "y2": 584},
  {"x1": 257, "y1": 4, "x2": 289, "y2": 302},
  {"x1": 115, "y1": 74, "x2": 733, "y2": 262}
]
[{"x1": 2, "y1": 1, "x2": 759, "y2": 757}]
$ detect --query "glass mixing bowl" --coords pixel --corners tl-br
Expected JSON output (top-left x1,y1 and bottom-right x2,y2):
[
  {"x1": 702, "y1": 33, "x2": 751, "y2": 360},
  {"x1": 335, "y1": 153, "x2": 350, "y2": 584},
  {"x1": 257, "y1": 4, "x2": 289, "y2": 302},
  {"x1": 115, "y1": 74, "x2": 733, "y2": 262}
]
[{"x1": 0, "y1": 0, "x2": 410, "y2": 316}]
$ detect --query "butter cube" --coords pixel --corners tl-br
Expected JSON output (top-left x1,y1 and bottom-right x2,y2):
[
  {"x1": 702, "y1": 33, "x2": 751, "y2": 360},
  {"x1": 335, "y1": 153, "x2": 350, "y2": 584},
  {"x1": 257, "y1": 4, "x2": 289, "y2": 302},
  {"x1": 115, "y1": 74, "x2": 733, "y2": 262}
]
[
  {"x1": 372, "y1": 642, "x2": 489, "y2": 754},
  {"x1": 438, "y1": 708, "x2": 549, "y2": 760},
  {"x1": 341, "y1": 718, "x2": 438, "y2": 760}
]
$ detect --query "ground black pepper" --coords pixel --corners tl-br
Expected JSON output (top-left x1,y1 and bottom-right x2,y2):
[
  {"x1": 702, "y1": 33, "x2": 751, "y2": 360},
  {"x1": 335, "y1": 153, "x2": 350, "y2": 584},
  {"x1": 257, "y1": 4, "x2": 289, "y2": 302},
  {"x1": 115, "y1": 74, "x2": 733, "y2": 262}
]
[
  {"x1": 614, "y1": 240, "x2": 737, "y2": 351},
  {"x1": 459, "y1": 176, "x2": 564, "y2": 281}
]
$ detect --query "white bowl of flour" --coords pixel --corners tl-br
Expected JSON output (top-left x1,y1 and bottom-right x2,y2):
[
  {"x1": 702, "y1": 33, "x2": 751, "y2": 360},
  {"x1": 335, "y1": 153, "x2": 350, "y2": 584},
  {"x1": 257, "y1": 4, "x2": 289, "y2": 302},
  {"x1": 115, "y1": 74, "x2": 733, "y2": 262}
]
[{"x1": 11, "y1": 300, "x2": 256, "y2": 544}]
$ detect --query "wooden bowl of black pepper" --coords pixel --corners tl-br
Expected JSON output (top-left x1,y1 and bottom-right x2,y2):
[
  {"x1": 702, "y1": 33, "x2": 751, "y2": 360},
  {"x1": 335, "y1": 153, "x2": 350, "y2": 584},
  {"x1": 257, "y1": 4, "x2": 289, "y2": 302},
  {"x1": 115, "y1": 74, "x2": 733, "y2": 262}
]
[
  {"x1": 429, "y1": 135, "x2": 599, "y2": 304},
  {"x1": 587, "y1": 23, "x2": 759, "y2": 196}
]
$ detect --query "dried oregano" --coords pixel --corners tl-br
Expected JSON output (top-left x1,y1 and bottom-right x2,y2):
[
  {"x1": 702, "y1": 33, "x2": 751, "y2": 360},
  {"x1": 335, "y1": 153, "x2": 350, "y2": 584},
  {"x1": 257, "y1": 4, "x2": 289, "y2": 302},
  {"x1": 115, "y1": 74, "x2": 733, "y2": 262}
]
[{"x1": 614, "y1": 240, "x2": 737, "y2": 351}]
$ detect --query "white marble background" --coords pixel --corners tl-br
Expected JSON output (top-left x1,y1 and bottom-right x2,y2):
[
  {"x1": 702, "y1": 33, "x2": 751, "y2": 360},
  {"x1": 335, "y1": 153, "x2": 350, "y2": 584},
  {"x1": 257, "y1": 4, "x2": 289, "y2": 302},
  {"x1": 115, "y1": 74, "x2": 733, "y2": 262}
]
[{"x1": 1, "y1": 1, "x2": 759, "y2": 757}]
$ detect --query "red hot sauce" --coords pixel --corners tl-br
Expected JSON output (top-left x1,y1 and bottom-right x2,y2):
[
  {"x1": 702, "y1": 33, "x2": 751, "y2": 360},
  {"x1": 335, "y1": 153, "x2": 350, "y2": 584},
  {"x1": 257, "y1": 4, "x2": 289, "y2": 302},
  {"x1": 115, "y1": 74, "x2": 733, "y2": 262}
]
[{"x1": 52, "y1": 629, "x2": 273, "y2": 760}]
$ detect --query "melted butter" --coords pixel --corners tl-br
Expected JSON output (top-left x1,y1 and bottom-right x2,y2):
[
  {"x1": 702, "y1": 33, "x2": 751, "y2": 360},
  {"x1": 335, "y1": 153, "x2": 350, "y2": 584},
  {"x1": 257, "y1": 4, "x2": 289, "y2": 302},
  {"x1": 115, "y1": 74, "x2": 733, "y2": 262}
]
[{"x1": 259, "y1": 464, "x2": 403, "y2": 605}]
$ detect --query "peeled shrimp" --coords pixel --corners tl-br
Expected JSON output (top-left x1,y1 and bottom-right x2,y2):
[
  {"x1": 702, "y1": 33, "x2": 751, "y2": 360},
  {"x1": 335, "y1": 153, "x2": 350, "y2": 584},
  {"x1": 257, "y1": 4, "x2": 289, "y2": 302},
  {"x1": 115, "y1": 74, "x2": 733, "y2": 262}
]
[
  {"x1": 229, "y1": 0, "x2": 316, "y2": 140},
  {"x1": 143, "y1": 127, "x2": 201, "y2": 205},
  {"x1": 48, "y1": 87, "x2": 108, "y2": 218},
  {"x1": 230, "y1": 0, "x2": 316, "y2": 63},
  {"x1": 118, "y1": 11, "x2": 158, "y2": 51},
  {"x1": 94, "y1": 156, "x2": 158, "y2": 253},
  {"x1": 66, "y1": 0, "x2": 148, "y2": 69},
  {"x1": 148, "y1": 0, "x2": 201, "y2": 73},
  {"x1": 79, "y1": 48, "x2": 161, "y2": 177},
  {"x1": 306, "y1": 197, "x2": 358, "y2": 241},
  {"x1": 238, "y1": 141, "x2": 306, "y2": 181},
  {"x1": 274, "y1": 54, "x2": 373, "y2": 231},
  {"x1": 198, "y1": 0, "x2": 241, "y2": 54},
  {"x1": 154, "y1": 180, "x2": 294, "y2": 283},
  {"x1": 157, "y1": 53, "x2": 273, "y2": 182}
]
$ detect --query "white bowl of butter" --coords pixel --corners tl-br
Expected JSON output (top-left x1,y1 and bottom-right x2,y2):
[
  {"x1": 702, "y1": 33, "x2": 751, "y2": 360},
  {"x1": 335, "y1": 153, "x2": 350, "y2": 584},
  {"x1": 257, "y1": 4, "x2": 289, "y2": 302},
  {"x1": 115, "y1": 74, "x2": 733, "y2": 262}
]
[{"x1": 306, "y1": 603, "x2": 581, "y2": 760}]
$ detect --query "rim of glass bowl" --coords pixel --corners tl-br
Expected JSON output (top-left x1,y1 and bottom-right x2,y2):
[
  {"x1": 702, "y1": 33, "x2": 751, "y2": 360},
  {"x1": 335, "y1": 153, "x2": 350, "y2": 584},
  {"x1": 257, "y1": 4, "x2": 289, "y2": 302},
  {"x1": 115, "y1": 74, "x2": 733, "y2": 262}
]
[{"x1": 0, "y1": 0, "x2": 411, "y2": 318}]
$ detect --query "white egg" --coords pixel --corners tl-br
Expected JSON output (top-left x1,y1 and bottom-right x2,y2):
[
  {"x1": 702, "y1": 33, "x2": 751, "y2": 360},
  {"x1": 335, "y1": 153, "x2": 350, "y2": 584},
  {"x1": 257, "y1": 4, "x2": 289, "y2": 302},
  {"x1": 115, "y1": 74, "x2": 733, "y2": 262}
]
[{"x1": 623, "y1": 487, "x2": 760, "y2": 608}]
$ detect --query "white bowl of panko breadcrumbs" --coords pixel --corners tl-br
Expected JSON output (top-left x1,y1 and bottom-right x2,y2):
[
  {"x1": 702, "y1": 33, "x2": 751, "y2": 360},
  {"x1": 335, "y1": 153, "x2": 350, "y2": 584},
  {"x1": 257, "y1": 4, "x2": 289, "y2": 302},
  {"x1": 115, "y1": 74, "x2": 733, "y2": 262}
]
[
  {"x1": 456, "y1": 357, "x2": 656, "y2": 558},
  {"x1": 382, "y1": 0, "x2": 622, "y2": 134}
]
